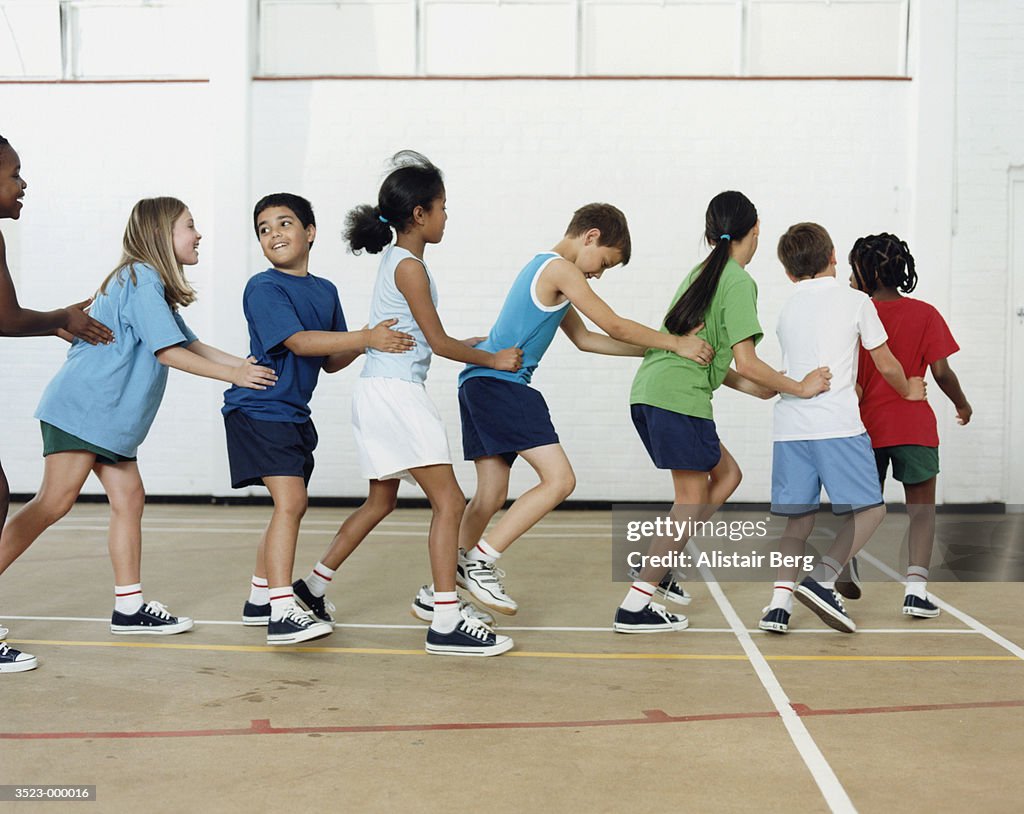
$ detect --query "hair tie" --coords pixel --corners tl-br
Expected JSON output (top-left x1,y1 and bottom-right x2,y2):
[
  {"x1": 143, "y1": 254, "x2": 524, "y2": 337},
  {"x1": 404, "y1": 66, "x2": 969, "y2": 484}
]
[
  {"x1": 378, "y1": 215, "x2": 389, "y2": 224},
  {"x1": 719, "y1": 234, "x2": 731, "y2": 241}
]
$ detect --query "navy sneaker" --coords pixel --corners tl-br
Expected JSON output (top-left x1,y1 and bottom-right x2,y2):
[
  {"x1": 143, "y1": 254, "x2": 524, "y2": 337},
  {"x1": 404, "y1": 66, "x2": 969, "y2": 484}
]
[
  {"x1": 425, "y1": 615, "x2": 513, "y2": 656},
  {"x1": 292, "y1": 579, "x2": 335, "y2": 625},
  {"x1": 903, "y1": 594, "x2": 940, "y2": 618},
  {"x1": 111, "y1": 601, "x2": 193, "y2": 635},
  {"x1": 267, "y1": 604, "x2": 333, "y2": 646},
  {"x1": 242, "y1": 601, "x2": 270, "y2": 626},
  {"x1": 835, "y1": 556, "x2": 862, "y2": 600},
  {"x1": 613, "y1": 602, "x2": 689, "y2": 634},
  {"x1": 0, "y1": 641, "x2": 37, "y2": 673},
  {"x1": 628, "y1": 568, "x2": 692, "y2": 606},
  {"x1": 759, "y1": 606, "x2": 791, "y2": 634},
  {"x1": 795, "y1": 577, "x2": 856, "y2": 633},
  {"x1": 409, "y1": 585, "x2": 495, "y2": 626}
]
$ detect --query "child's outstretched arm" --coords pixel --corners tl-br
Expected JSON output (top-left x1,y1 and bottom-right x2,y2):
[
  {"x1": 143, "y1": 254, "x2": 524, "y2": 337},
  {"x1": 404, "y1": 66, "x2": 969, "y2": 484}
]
[
  {"x1": 867, "y1": 342, "x2": 927, "y2": 401},
  {"x1": 283, "y1": 319, "x2": 414, "y2": 358},
  {"x1": 155, "y1": 342, "x2": 278, "y2": 390},
  {"x1": 546, "y1": 260, "x2": 713, "y2": 365},
  {"x1": 732, "y1": 339, "x2": 831, "y2": 398},
  {"x1": 559, "y1": 305, "x2": 662, "y2": 357},
  {"x1": 394, "y1": 259, "x2": 521, "y2": 371},
  {"x1": 930, "y1": 357, "x2": 972, "y2": 424},
  {"x1": 723, "y1": 368, "x2": 777, "y2": 399},
  {"x1": 0, "y1": 234, "x2": 114, "y2": 344}
]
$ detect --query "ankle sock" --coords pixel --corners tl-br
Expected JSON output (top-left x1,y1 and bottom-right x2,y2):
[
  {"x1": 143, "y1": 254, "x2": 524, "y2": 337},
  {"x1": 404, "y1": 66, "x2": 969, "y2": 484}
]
[
  {"x1": 811, "y1": 556, "x2": 842, "y2": 589},
  {"x1": 248, "y1": 576, "x2": 269, "y2": 605},
  {"x1": 305, "y1": 562, "x2": 335, "y2": 598},
  {"x1": 430, "y1": 591, "x2": 461, "y2": 633},
  {"x1": 769, "y1": 582, "x2": 795, "y2": 612},
  {"x1": 269, "y1": 587, "x2": 296, "y2": 621},
  {"x1": 620, "y1": 581, "x2": 656, "y2": 613},
  {"x1": 905, "y1": 566, "x2": 929, "y2": 599},
  {"x1": 467, "y1": 539, "x2": 501, "y2": 564},
  {"x1": 114, "y1": 583, "x2": 144, "y2": 615}
]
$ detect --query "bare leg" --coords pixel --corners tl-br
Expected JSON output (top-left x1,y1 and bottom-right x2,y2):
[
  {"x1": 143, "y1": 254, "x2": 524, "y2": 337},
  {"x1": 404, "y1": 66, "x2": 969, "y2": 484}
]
[
  {"x1": 635, "y1": 469, "x2": 711, "y2": 585},
  {"x1": 92, "y1": 461, "x2": 146, "y2": 586},
  {"x1": 262, "y1": 476, "x2": 308, "y2": 588},
  {"x1": 773, "y1": 514, "x2": 817, "y2": 583},
  {"x1": 317, "y1": 479, "x2": 400, "y2": 571},
  {"x1": 823, "y1": 505, "x2": 887, "y2": 572},
  {"x1": 458, "y1": 456, "x2": 511, "y2": 552},
  {"x1": 407, "y1": 464, "x2": 465, "y2": 594},
  {"x1": 0, "y1": 451, "x2": 95, "y2": 576},
  {"x1": 477, "y1": 444, "x2": 574, "y2": 553},
  {"x1": 904, "y1": 477, "x2": 937, "y2": 571},
  {"x1": 0, "y1": 460, "x2": 9, "y2": 532}
]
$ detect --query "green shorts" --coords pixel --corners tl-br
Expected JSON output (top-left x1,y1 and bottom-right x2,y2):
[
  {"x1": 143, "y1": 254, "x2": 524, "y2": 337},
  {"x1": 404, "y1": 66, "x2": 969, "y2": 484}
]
[
  {"x1": 40, "y1": 422, "x2": 136, "y2": 465},
  {"x1": 874, "y1": 444, "x2": 939, "y2": 486}
]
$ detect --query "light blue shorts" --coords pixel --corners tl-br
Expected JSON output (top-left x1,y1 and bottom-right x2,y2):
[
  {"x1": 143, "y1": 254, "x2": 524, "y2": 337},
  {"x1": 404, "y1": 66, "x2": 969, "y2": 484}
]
[{"x1": 770, "y1": 433, "x2": 884, "y2": 516}]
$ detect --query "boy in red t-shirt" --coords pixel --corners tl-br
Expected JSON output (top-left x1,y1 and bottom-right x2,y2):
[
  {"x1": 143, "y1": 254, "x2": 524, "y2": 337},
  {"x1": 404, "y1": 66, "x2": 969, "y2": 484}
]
[{"x1": 844, "y1": 233, "x2": 972, "y2": 617}]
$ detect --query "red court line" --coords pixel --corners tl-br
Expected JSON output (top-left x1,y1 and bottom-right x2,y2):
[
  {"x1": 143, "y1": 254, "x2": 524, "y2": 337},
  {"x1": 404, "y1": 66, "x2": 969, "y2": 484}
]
[{"x1": 3, "y1": 699, "x2": 1022, "y2": 741}]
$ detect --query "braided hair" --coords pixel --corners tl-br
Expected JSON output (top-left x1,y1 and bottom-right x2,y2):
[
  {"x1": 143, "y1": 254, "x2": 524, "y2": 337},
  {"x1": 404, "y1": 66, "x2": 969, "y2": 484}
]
[{"x1": 849, "y1": 233, "x2": 917, "y2": 295}]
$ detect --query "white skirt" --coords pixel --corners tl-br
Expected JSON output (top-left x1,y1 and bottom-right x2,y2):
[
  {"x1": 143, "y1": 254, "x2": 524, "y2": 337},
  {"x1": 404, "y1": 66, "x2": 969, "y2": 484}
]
[{"x1": 351, "y1": 377, "x2": 453, "y2": 482}]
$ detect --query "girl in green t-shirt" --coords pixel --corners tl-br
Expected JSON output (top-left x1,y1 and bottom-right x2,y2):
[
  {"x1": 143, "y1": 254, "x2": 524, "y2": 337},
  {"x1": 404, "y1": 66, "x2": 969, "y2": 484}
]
[{"x1": 615, "y1": 191, "x2": 831, "y2": 634}]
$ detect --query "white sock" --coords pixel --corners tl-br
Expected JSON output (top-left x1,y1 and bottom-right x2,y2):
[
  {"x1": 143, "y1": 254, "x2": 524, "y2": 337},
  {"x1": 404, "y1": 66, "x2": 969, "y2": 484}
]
[
  {"x1": 305, "y1": 562, "x2": 335, "y2": 598},
  {"x1": 769, "y1": 582, "x2": 795, "y2": 611},
  {"x1": 811, "y1": 556, "x2": 842, "y2": 589},
  {"x1": 269, "y1": 587, "x2": 296, "y2": 621},
  {"x1": 620, "y1": 581, "x2": 656, "y2": 612},
  {"x1": 114, "y1": 583, "x2": 144, "y2": 615},
  {"x1": 467, "y1": 539, "x2": 501, "y2": 564},
  {"x1": 905, "y1": 566, "x2": 929, "y2": 599},
  {"x1": 430, "y1": 591, "x2": 461, "y2": 633},
  {"x1": 248, "y1": 576, "x2": 269, "y2": 605}
]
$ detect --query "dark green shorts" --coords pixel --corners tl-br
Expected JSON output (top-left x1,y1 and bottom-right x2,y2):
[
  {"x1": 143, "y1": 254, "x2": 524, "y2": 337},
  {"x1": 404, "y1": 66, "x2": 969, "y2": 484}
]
[
  {"x1": 874, "y1": 445, "x2": 939, "y2": 486},
  {"x1": 40, "y1": 422, "x2": 136, "y2": 465}
]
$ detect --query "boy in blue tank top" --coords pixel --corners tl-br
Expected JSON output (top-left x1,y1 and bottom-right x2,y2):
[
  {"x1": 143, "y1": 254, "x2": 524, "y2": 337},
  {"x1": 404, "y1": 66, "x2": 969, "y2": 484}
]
[
  {"x1": 223, "y1": 193, "x2": 414, "y2": 647},
  {"x1": 415, "y1": 204, "x2": 714, "y2": 617}
]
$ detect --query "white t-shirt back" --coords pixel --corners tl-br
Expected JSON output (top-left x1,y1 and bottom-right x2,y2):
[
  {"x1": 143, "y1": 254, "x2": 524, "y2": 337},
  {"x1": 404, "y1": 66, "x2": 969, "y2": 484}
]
[{"x1": 772, "y1": 276, "x2": 887, "y2": 441}]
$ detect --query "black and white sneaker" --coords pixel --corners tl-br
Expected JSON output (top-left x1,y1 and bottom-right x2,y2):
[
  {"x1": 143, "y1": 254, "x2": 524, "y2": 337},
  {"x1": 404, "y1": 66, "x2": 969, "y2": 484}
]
[
  {"x1": 110, "y1": 601, "x2": 193, "y2": 635},
  {"x1": 629, "y1": 567, "x2": 691, "y2": 606},
  {"x1": 0, "y1": 621, "x2": 8, "y2": 640},
  {"x1": 903, "y1": 594, "x2": 940, "y2": 618},
  {"x1": 613, "y1": 602, "x2": 689, "y2": 634},
  {"x1": 795, "y1": 577, "x2": 856, "y2": 633},
  {"x1": 425, "y1": 614, "x2": 513, "y2": 656},
  {"x1": 835, "y1": 556, "x2": 862, "y2": 600},
  {"x1": 409, "y1": 585, "x2": 495, "y2": 626},
  {"x1": 266, "y1": 604, "x2": 333, "y2": 646},
  {"x1": 292, "y1": 579, "x2": 335, "y2": 625},
  {"x1": 759, "y1": 606, "x2": 791, "y2": 634},
  {"x1": 0, "y1": 641, "x2": 37, "y2": 673},
  {"x1": 242, "y1": 601, "x2": 270, "y2": 626}
]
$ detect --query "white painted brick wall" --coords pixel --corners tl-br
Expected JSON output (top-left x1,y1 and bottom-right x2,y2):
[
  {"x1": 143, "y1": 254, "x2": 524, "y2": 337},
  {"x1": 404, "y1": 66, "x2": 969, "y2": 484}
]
[{"x1": 0, "y1": 2, "x2": 1019, "y2": 504}]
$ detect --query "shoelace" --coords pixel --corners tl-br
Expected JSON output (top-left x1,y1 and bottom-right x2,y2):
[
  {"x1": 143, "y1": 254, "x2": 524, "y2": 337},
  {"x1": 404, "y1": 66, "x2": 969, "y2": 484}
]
[
  {"x1": 282, "y1": 605, "x2": 315, "y2": 627},
  {"x1": 469, "y1": 561, "x2": 507, "y2": 592},
  {"x1": 0, "y1": 642, "x2": 12, "y2": 657},
  {"x1": 458, "y1": 615, "x2": 494, "y2": 641},
  {"x1": 649, "y1": 602, "x2": 673, "y2": 621},
  {"x1": 144, "y1": 601, "x2": 174, "y2": 620}
]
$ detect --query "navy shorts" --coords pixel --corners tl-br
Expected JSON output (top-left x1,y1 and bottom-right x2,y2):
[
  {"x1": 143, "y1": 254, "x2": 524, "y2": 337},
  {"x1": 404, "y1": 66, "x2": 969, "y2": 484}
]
[
  {"x1": 630, "y1": 403, "x2": 722, "y2": 472},
  {"x1": 459, "y1": 376, "x2": 559, "y2": 466},
  {"x1": 224, "y1": 409, "x2": 318, "y2": 489}
]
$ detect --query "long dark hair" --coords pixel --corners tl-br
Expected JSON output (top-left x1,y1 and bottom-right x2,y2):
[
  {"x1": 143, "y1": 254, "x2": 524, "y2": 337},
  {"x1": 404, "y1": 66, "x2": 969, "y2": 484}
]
[
  {"x1": 664, "y1": 191, "x2": 757, "y2": 335},
  {"x1": 849, "y1": 232, "x2": 917, "y2": 295},
  {"x1": 344, "y1": 150, "x2": 445, "y2": 255}
]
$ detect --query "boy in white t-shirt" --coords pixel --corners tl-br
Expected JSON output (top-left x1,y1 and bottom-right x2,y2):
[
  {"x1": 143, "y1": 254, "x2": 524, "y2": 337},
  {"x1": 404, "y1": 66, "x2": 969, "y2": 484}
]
[{"x1": 759, "y1": 223, "x2": 926, "y2": 635}]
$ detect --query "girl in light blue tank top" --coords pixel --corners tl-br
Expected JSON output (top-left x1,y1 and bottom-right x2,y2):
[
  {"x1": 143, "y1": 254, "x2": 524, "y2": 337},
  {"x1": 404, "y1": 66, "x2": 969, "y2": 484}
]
[{"x1": 292, "y1": 151, "x2": 521, "y2": 656}]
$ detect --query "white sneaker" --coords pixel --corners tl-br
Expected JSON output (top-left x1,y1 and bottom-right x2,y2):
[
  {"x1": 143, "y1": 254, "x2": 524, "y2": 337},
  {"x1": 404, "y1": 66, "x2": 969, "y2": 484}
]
[
  {"x1": 409, "y1": 585, "x2": 495, "y2": 626},
  {"x1": 461, "y1": 557, "x2": 518, "y2": 615},
  {"x1": 0, "y1": 622, "x2": 8, "y2": 640},
  {"x1": 0, "y1": 641, "x2": 38, "y2": 673}
]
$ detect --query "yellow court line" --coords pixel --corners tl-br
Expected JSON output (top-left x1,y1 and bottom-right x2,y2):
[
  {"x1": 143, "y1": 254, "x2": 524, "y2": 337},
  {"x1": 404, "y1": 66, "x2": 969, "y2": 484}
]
[{"x1": 9, "y1": 638, "x2": 1021, "y2": 662}]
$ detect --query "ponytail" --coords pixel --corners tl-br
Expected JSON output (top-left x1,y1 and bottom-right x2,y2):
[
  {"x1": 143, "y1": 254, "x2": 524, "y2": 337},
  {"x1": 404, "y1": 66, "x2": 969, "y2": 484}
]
[{"x1": 664, "y1": 191, "x2": 757, "y2": 335}]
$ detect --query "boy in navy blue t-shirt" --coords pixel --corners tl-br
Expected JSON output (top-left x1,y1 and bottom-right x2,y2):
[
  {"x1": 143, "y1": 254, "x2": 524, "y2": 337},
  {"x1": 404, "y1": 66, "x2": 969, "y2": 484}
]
[{"x1": 223, "y1": 193, "x2": 413, "y2": 646}]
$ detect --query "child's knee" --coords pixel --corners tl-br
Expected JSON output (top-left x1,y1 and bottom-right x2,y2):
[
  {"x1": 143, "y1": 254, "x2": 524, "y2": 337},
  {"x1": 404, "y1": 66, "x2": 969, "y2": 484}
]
[
  {"x1": 111, "y1": 482, "x2": 146, "y2": 514},
  {"x1": 274, "y1": 493, "x2": 308, "y2": 520},
  {"x1": 546, "y1": 469, "x2": 576, "y2": 502},
  {"x1": 367, "y1": 490, "x2": 398, "y2": 520},
  {"x1": 37, "y1": 491, "x2": 78, "y2": 524}
]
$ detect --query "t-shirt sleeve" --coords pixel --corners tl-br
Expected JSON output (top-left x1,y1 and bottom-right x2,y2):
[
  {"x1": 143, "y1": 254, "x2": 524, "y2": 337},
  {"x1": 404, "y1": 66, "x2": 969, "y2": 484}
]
[
  {"x1": 722, "y1": 276, "x2": 763, "y2": 348},
  {"x1": 922, "y1": 306, "x2": 960, "y2": 364},
  {"x1": 172, "y1": 311, "x2": 198, "y2": 346},
  {"x1": 332, "y1": 296, "x2": 348, "y2": 333},
  {"x1": 124, "y1": 275, "x2": 192, "y2": 354},
  {"x1": 245, "y1": 281, "x2": 305, "y2": 356},
  {"x1": 858, "y1": 298, "x2": 888, "y2": 350}
]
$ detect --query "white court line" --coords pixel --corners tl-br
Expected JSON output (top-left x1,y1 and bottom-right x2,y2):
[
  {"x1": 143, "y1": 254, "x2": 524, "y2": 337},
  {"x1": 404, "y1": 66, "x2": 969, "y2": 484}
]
[
  {"x1": 856, "y1": 550, "x2": 1024, "y2": 662},
  {"x1": 0, "y1": 618, "x2": 983, "y2": 634},
  {"x1": 56, "y1": 515, "x2": 613, "y2": 531},
  {"x1": 689, "y1": 540, "x2": 856, "y2": 814},
  {"x1": 39, "y1": 524, "x2": 603, "y2": 539}
]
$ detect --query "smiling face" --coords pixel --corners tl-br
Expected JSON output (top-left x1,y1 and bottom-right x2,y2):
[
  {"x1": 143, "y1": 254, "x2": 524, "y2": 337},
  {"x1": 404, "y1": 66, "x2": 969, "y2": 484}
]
[
  {"x1": 171, "y1": 207, "x2": 202, "y2": 265},
  {"x1": 0, "y1": 146, "x2": 27, "y2": 220},
  {"x1": 256, "y1": 205, "x2": 315, "y2": 272}
]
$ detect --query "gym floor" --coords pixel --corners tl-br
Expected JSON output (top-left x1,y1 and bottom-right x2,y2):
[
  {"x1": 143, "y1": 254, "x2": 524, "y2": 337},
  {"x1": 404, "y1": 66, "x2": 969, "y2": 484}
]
[{"x1": 2, "y1": 504, "x2": 1021, "y2": 813}]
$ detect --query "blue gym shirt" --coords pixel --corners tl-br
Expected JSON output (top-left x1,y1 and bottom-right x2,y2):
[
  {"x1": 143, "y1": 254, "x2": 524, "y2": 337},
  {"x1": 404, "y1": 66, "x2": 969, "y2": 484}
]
[
  {"x1": 460, "y1": 252, "x2": 570, "y2": 386},
  {"x1": 223, "y1": 268, "x2": 347, "y2": 422},
  {"x1": 35, "y1": 263, "x2": 198, "y2": 457}
]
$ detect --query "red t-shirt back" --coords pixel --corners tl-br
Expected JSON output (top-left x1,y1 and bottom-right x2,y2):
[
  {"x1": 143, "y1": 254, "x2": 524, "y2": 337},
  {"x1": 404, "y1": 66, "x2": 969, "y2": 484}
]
[{"x1": 857, "y1": 297, "x2": 959, "y2": 448}]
